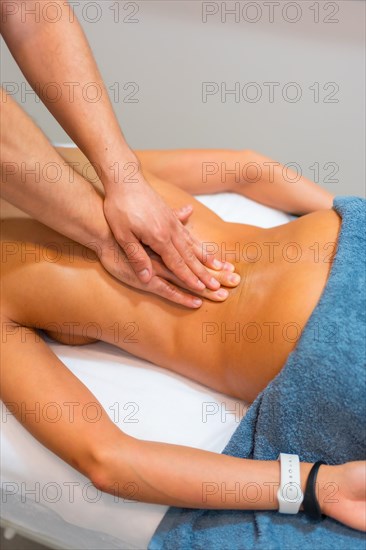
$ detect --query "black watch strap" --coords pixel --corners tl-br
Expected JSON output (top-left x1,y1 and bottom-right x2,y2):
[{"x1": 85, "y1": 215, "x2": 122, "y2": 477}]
[{"x1": 303, "y1": 461, "x2": 326, "y2": 520}]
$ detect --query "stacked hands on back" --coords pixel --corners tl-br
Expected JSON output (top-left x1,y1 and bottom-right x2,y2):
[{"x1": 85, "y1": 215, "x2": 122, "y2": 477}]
[{"x1": 102, "y1": 175, "x2": 240, "y2": 307}]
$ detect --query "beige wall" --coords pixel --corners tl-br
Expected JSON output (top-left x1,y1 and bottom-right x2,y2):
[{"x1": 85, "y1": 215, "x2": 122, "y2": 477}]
[{"x1": 1, "y1": 0, "x2": 365, "y2": 196}]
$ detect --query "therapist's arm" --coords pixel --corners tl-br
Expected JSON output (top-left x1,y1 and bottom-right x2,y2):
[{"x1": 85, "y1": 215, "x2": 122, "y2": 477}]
[
  {"x1": 0, "y1": 0, "x2": 224, "y2": 296},
  {"x1": 0, "y1": 90, "x2": 138, "y2": 290},
  {"x1": 1, "y1": 92, "x2": 237, "y2": 306}
]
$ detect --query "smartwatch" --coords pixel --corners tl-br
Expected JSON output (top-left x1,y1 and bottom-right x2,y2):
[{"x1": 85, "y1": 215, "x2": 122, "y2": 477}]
[{"x1": 277, "y1": 453, "x2": 304, "y2": 514}]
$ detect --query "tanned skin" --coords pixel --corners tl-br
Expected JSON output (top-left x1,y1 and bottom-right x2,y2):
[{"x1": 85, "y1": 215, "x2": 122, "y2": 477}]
[{"x1": 1, "y1": 148, "x2": 364, "y2": 531}]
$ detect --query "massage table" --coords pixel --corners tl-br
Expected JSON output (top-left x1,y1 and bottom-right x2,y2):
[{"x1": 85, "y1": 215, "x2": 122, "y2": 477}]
[{"x1": 0, "y1": 175, "x2": 292, "y2": 549}]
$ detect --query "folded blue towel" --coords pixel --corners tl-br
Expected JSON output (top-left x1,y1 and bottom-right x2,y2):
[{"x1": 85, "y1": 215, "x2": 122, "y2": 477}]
[{"x1": 149, "y1": 196, "x2": 366, "y2": 550}]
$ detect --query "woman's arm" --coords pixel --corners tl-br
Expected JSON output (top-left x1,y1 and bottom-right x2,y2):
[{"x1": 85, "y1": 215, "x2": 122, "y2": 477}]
[
  {"x1": 231, "y1": 150, "x2": 335, "y2": 215},
  {"x1": 136, "y1": 149, "x2": 334, "y2": 215},
  {"x1": 2, "y1": 332, "x2": 364, "y2": 531},
  {"x1": 100, "y1": 439, "x2": 366, "y2": 533},
  {"x1": 1, "y1": 315, "x2": 364, "y2": 531}
]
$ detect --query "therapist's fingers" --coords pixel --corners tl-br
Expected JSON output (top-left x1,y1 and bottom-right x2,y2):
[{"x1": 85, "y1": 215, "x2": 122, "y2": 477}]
[
  {"x1": 118, "y1": 233, "x2": 153, "y2": 283},
  {"x1": 156, "y1": 235, "x2": 222, "y2": 293},
  {"x1": 200, "y1": 265, "x2": 241, "y2": 289},
  {"x1": 188, "y1": 234, "x2": 236, "y2": 273},
  {"x1": 145, "y1": 276, "x2": 204, "y2": 308},
  {"x1": 100, "y1": 242, "x2": 238, "y2": 307},
  {"x1": 173, "y1": 206, "x2": 235, "y2": 273},
  {"x1": 99, "y1": 241, "x2": 203, "y2": 308},
  {"x1": 150, "y1": 257, "x2": 241, "y2": 303},
  {"x1": 154, "y1": 259, "x2": 240, "y2": 290},
  {"x1": 174, "y1": 204, "x2": 194, "y2": 223},
  {"x1": 169, "y1": 225, "x2": 237, "y2": 283}
]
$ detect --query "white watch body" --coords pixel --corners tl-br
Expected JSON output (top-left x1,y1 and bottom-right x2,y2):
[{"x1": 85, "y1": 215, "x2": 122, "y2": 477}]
[{"x1": 277, "y1": 453, "x2": 304, "y2": 514}]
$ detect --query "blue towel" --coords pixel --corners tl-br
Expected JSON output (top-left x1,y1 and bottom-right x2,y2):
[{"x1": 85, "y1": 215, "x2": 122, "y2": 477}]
[{"x1": 149, "y1": 196, "x2": 366, "y2": 550}]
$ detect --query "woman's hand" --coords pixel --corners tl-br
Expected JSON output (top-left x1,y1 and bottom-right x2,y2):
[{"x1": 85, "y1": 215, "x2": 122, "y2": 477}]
[
  {"x1": 319, "y1": 461, "x2": 366, "y2": 531},
  {"x1": 103, "y1": 174, "x2": 238, "y2": 306}
]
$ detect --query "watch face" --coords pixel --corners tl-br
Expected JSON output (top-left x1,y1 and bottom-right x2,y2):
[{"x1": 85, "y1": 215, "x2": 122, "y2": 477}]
[{"x1": 280, "y1": 483, "x2": 303, "y2": 503}]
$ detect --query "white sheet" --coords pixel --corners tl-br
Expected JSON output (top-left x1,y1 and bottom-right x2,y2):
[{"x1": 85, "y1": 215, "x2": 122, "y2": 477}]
[{"x1": 0, "y1": 193, "x2": 292, "y2": 549}]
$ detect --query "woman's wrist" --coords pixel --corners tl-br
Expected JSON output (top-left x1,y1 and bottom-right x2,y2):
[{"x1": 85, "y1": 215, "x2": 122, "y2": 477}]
[
  {"x1": 316, "y1": 464, "x2": 340, "y2": 517},
  {"x1": 277, "y1": 461, "x2": 329, "y2": 516},
  {"x1": 299, "y1": 462, "x2": 339, "y2": 518},
  {"x1": 272, "y1": 459, "x2": 342, "y2": 519},
  {"x1": 299, "y1": 462, "x2": 314, "y2": 500}
]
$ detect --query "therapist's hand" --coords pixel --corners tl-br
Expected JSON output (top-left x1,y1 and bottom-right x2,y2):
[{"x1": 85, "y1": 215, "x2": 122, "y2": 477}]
[
  {"x1": 98, "y1": 235, "x2": 240, "y2": 308},
  {"x1": 102, "y1": 176, "x2": 238, "y2": 307},
  {"x1": 99, "y1": 237, "x2": 239, "y2": 309}
]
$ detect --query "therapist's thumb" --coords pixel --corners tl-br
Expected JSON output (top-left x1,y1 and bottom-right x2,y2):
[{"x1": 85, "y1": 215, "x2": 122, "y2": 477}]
[
  {"x1": 174, "y1": 204, "x2": 193, "y2": 224},
  {"x1": 120, "y1": 235, "x2": 153, "y2": 283}
]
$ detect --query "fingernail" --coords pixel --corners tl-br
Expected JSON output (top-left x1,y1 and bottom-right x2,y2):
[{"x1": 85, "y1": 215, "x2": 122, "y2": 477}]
[
  {"x1": 213, "y1": 259, "x2": 223, "y2": 269},
  {"x1": 193, "y1": 298, "x2": 202, "y2": 307},
  {"x1": 139, "y1": 268, "x2": 150, "y2": 280},
  {"x1": 217, "y1": 289, "x2": 229, "y2": 299},
  {"x1": 210, "y1": 277, "x2": 220, "y2": 289},
  {"x1": 224, "y1": 262, "x2": 235, "y2": 272},
  {"x1": 179, "y1": 205, "x2": 192, "y2": 215},
  {"x1": 230, "y1": 273, "x2": 241, "y2": 284}
]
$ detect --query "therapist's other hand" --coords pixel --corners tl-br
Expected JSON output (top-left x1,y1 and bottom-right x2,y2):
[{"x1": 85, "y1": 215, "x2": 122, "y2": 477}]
[{"x1": 103, "y1": 176, "x2": 234, "y2": 306}]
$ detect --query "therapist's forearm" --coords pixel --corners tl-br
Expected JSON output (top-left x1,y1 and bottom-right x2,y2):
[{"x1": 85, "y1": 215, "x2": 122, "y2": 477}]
[
  {"x1": 0, "y1": 90, "x2": 112, "y2": 249},
  {"x1": 1, "y1": 0, "x2": 136, "y2": 187}
]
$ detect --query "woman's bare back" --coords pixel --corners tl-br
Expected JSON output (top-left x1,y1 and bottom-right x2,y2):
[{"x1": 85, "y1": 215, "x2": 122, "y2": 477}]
[{"x1": 1, "y1": 147, "x2": 340, "y2": 402}]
